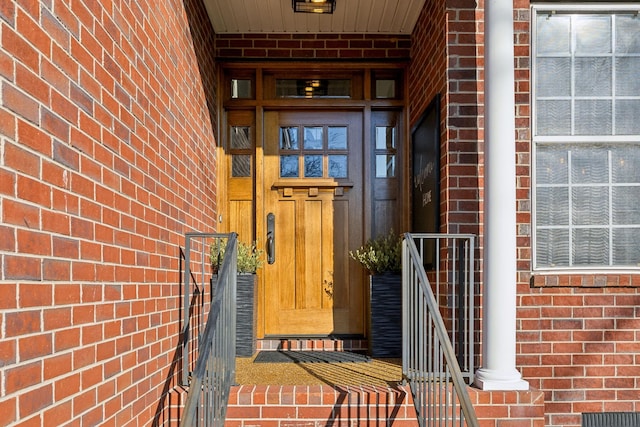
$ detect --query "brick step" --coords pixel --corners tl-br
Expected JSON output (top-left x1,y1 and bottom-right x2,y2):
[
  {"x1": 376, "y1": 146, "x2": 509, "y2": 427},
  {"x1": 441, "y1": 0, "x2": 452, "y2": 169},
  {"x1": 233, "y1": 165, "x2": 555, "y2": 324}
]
[
  {"x1": 257, "y1": 338, "x2": 368, "y2": 353},
  {"x1": 225, "y1": 384, "x2": 419, "y2": 427}
]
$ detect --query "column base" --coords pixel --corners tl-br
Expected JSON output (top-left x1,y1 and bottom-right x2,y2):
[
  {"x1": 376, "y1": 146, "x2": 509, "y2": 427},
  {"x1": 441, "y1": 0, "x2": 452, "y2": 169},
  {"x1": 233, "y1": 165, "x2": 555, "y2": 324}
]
[{"x1": 473, "y1": 368, "x2": 530, "y2": 391}]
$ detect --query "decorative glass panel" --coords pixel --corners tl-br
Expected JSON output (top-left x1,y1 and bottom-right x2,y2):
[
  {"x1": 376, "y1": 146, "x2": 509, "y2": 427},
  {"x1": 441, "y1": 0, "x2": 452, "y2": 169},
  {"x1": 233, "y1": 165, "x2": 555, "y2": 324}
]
[
  {"x1": 375, "y1": 127, "x2": 395, "y2": 150},
  {"x1": 304, "y1": 155, "x2": 323, "y2": 177},
  {"x1": 280, "y1": 127, "x2": 299, "y2": 150},
  {"x1": 536, "y1": 187, "x2": 569, "y2": 226},
  {"x1": 376, "y1": 79, "x2": 396, "y2": 98},
  {"x1": 303, "y1": 127, "x2": 323, "y2": 150},
  {"x1": 573, "y1": 228, "x2": 610, "y2": 265},
  {"x1": 231, "y1": 126, "x2": 251, "y2": 149},
  {"x1": 615, "y1": 100, "x2": 640, "y2": 135},
  {"x1": 612, "y1": 146, "x2": 640, "y2": 183},
  {"x1": 537, "y1": 58, "x2": 571, "y2": 97},
  {"x1": 328, "y1": 127, "x2": 347, "y2": 150},
  {"x1": 536, "y1": 100, "x2": 571, "y2": 136},
  {"x1": 536, "y1": 14, "x2": 570, "y2": 55},
  {"x1": 575, "y1": 57, "x2": 611, "y2": 97},
  {"x1": 613, "y1": 187, "x2": 640, "y2": 225},
  {"x1": 536, "y1": 229, "x2": 570, "y2": 267},
  {"x1": 232, "y1": 155, "x2": 251, "y2": 177},
  {"x1": 536, "y1": 146, "x2": 568, "y2": 185},
  {"x1": 616, "y1": 57, "x2": 640, "y2": 96},
  {"x1": 376, "y1": 154, "x2": 395, "y2": 178},
  {"x1": 616, "y1": 15, "x2": 640, "y2": 54},
  {"x1": 231, "y1": 79, "x2": 252, "y2": 99},
  {"x1": 572, "y1": 187, "x2": 609, "y2": 225},
  {"x1": 575, "y1": 15, "x2": 611, "y2": 54},
  {"x1": 280, "y1": 155, "x2": 299, "y2": 177},
  {"x1": 613, "y1": 228, "x2": 640, "y2": 265},
  {"x1": 328, "y1": 155, "x2": 347, "y2": 178},
  {"x1": 571, "y1": 147, "x2": 609, "y2": 184}
]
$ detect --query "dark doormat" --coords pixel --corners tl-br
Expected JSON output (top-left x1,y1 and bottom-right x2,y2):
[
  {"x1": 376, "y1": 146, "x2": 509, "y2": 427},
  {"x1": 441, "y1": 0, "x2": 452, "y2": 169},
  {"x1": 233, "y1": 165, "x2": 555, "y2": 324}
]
[{"x1": 253, "y1": 350, "x2": 371, "y2": 364}]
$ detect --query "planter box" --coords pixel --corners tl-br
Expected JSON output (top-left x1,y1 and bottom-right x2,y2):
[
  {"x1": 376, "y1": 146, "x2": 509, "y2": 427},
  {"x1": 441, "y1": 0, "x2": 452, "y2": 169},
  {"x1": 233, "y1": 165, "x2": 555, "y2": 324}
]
[
  {"x1": 369, "y1": 273, "x2": 402, "y2": 358},
  {"x1": 236, "y1": 274, "x2": 257, "y2": 357}
]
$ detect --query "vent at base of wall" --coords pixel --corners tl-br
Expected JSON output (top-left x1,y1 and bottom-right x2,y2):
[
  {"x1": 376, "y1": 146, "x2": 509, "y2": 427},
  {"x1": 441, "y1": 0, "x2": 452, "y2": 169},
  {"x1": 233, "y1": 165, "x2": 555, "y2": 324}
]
[{"x1": 583, "y1": 412, "x2": 640, "y2": 427}]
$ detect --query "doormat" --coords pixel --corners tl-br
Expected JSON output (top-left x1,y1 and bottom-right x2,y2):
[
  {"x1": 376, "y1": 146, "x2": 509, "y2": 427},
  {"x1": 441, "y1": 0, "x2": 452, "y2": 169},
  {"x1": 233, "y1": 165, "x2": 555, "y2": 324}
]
[{"x1": 253, "y1": 350, "x2": 371, "y2": 364}]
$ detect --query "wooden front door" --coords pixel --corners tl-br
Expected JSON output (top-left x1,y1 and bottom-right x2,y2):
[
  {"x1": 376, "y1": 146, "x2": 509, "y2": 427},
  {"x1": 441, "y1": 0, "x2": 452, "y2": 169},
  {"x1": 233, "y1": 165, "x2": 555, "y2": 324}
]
[{"x1": 262, "y1": 111, "x2": 364, "y2": 336}]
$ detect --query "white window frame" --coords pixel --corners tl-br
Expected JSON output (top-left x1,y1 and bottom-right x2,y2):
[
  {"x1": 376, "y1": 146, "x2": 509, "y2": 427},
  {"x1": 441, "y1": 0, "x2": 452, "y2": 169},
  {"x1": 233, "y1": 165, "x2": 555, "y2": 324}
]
[{"x1": 531, "y1": 3, "x2": 640, "y2": 272}]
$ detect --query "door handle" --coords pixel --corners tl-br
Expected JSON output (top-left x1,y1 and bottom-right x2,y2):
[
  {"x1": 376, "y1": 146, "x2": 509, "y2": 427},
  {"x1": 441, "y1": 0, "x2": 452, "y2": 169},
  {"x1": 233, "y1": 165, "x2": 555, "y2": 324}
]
[{"x1": 267, "y1": 212, "x2": 275, "y2": 264}]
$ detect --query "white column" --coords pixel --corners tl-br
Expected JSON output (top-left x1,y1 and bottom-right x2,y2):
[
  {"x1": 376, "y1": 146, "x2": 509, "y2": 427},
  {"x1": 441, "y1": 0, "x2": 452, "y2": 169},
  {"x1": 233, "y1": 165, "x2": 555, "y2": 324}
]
[{"x1": 473, "y1": 0, "x2": 529, "y2": 391}]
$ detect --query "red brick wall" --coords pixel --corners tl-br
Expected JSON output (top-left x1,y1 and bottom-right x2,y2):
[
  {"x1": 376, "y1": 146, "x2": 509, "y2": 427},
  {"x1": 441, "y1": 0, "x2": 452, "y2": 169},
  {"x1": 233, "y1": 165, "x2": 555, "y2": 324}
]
[
  {"x1": 215, "y1": 33, "x2": 411, "y2": 60},
  {"x1": 0, "y1": 0, "x2": 218, "y2": 425},
  {"x1": 513, "y1": 2, "x2": 640, "y2": 427},
  {"x1": 409, "y1": 0, "x2": 483, "y2": 237},
  {"x1": 413, "y1": 1, "x2": 640, "y2": 426}
]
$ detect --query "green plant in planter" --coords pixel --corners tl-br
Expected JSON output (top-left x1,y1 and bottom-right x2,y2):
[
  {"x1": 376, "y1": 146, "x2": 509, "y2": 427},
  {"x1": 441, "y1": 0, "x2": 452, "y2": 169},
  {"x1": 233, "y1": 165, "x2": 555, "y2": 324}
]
[
  {"x1": 211, "y1": 239, "x2": 264, "y2": 274},
  {"x1": 349, "y1": 230, "x2": 402, "y2": 275}
]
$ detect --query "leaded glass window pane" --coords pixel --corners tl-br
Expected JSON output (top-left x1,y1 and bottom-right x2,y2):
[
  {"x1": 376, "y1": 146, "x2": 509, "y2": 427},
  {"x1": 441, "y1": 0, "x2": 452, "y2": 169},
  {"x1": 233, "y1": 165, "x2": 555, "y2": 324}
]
[
  {"x1": 376, "y1": 127, "x2": 395, "y2": 150},
  {"x1": 304, "y1": 155, "x2": 323, "y2": 177},
  {"x1": 328, "y1": 127, "x2": 347, "y2": 150},
  {"x1": 328, "y1": 155, "x2": 347, "y2": 178},
  {"x1": 280, "y1": 127, "x2": 299, "y2": 150},
  {"x1": 575, "y1": 15, "x2": 611, "y2": 54},
  {"x1": 376, "y1": 154, "x2": 395, "y2": 178},
  {"x1": 232, "y1": 155, "x2": 251, "y2": 177},
  {"x1": 231, "y1": 127, "x2": 251, "y2": 149},
  {"x1": 280, "y1": 155, "x2": 299, "y2": 177},
  {"x1": 304, "y1": 127, "x2": 323, "y2": 150}
]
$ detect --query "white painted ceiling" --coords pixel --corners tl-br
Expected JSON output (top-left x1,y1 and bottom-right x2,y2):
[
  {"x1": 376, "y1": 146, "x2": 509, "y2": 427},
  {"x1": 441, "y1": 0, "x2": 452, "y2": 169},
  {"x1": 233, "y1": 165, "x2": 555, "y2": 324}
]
[{"x1": 202, "y1": 0, "x2": 427, "y2": 34}]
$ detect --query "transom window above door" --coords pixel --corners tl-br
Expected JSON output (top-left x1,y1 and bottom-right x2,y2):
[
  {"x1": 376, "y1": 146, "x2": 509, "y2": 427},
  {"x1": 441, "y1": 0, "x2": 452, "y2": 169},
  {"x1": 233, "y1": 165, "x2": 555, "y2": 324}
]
[{"x1": 279, "y1": 126, "x2": 348, "y2": 178}]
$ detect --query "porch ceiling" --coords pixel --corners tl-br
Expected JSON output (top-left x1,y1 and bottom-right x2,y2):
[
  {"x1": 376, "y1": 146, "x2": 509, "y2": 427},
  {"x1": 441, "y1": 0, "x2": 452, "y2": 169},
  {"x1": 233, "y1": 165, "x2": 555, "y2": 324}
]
[{"x1": 202, "y1": 0, "x2": 426, "y2": 34}]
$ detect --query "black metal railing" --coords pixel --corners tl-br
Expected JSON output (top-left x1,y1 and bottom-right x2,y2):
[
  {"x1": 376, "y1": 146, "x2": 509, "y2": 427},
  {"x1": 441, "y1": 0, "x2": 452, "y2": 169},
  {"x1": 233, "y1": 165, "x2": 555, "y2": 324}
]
[
  {"x1": 180, "y1": 233, "x2": 237, "y2": 427},
  {"x1": 403, "y1": 233, "x2": 478, "y2": 427}
]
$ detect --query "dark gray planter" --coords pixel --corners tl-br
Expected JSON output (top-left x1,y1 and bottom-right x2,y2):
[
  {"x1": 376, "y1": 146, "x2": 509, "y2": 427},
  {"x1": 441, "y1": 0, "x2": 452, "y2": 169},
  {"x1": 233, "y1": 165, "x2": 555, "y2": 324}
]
[
  {"x1": 236, "y1": 274, "x2": 257, "y2": 357},
  {"x1": 369, "y1": 273, "x2": 402, "y2": 358}
]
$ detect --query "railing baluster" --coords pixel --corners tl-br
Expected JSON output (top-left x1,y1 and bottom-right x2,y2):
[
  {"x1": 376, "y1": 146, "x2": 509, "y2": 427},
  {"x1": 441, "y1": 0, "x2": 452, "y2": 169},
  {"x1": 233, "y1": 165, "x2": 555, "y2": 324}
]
[
  {"x1": 403, "y1": 233, "x2": 478, "y2": 427},
  {"x1": 181, "y1": 233, "x2": 237, "y2": 427}
]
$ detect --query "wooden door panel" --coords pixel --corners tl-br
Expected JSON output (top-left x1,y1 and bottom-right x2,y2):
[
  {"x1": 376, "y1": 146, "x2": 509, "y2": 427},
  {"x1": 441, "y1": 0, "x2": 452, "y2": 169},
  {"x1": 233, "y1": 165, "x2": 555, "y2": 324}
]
[{"x1": 263, "y1": 110, "x2": 364, "y2": 337}]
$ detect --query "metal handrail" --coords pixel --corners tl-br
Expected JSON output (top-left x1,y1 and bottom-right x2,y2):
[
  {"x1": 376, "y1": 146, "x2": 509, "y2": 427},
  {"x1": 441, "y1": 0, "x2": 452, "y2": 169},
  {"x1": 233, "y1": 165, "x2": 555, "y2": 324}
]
[
  {"x1": 181, "y1": 233, "x2": 237, "y2": 427},
  {"x1": 403, "y1": 233, "x2": 479, "y2": 427},
  {"x1": 410, "y1": 233, "x2": 476, "y2": 381}
]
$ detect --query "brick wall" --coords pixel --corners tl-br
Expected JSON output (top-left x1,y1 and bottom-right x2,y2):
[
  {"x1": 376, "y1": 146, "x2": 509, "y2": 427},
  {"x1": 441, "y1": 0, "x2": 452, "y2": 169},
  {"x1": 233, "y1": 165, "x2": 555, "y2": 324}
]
[
  {"x1": 0, "y1": 0, "x2": 218, "y2": 425},
  {"x1": 411, "y1": 1, "x2": 640, "y2": 426},
  {"x1": 409, "y1": 0, "x2": 483, "y2": 237},
  {"x1": 215, "y1": 33, "x2": 411, "y2": 60}
]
